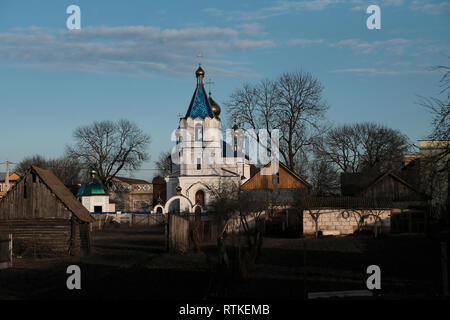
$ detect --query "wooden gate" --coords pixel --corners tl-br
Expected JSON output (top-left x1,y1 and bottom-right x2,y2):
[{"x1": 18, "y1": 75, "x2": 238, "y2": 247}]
[
  {"x1": 167, "y1": 214, "x2": 190, "y2": 253},
  {"x1": 0, "y1": 234, "x2": 12, "y2": 269}
]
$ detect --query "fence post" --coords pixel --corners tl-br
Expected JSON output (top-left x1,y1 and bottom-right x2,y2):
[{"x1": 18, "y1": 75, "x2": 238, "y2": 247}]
[
  {"x1": 165, "y1": 213, "x2": 170, "y2": 252},
  {"x1": 9, "y1": 234, "x2": 12, "y2": 268}
]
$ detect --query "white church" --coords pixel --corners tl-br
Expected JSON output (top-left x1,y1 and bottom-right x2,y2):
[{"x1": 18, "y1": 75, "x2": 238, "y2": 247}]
[{"x1": 158, "y1": 65, "x2": 251, "y2": 214}]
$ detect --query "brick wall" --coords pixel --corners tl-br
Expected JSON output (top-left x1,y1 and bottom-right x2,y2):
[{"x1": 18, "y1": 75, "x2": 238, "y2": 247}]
[{"x1": 303, "y1": 209, "x2": 391, "y2": 236}]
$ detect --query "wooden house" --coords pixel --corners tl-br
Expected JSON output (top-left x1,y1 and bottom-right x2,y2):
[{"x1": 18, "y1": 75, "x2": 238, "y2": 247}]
[
  {"x1": 241, "y1": 162, "x2": 311, "y2": 192},
  {"x1": 0, "y1": 172, "x2": 20, "y2": 199},
  {"x1": 341, "y1": 171, "x2": 426, "y2": 202},
  {"x1": 0, "y1": 166, "x2": 94, "y2": 257},
  {"x1": 241, "y1": 162, "x2": 311, "y2": 236},
  {"x1": 341, "y1": 171, "x2": 429, "y2": 233},
  {"x1": 109, "y1": 176, "x2": 153, "y2": 211}
]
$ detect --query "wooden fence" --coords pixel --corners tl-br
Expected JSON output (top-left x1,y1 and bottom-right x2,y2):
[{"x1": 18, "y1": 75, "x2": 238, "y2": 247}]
[
  {"x1": 166, "y1": 214, "x2": 242, "y2": 253},
  {"x1": 0, "y1": 234, "x2": 12, "y2": 269},
  {"x1": 167, "y1": 213, "x2": 190, "y2": 253},
  {"x1": 90, "y1": 213, "x2": 166, "y2": 230}
]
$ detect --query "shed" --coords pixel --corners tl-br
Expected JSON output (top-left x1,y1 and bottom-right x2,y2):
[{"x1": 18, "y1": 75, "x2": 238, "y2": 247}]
[{"x1": 0, "y1": 166, "x2": 94, "y2": 257}]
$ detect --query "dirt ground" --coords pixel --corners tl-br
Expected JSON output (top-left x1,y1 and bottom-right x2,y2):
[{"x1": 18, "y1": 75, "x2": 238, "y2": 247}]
[{"x1": 0, "y1": 225, "x2": 444, "y2": 299}]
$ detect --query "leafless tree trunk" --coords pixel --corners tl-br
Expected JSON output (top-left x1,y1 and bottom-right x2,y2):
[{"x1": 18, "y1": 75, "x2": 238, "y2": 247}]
[
  {"x1": 226, "y1": 71, "x2": 327, "y2": 171},
  {"x1": 66, "y1": 119, "x2": 150, "y2": 186}
]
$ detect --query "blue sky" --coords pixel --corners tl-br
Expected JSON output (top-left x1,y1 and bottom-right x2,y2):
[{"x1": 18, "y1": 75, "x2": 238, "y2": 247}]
[{"x1": 0, "y1": 0, "x2": 449, "y2": 179}]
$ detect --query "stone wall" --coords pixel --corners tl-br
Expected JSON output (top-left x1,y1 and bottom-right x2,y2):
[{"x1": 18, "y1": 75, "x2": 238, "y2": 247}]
[{"x1": 303, "y1": 209, "x2": 391, "y2": 236}]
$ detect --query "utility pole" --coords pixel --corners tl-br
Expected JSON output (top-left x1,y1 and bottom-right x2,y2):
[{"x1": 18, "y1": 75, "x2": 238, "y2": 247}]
[{"x1": 5, "y1": 160, "x2": 9, "y2": 193}]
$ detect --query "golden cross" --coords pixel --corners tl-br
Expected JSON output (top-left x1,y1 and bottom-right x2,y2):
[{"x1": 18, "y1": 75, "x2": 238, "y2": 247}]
[
  {"x1": 197, "y1": 53, "x2": 203, "y2": 66},
  {"x1": 206, "y1": 78, "x2": 215, "y2": 96}
]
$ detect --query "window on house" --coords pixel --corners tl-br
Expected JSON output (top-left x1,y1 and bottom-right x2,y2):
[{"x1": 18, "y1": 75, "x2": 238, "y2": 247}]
[
  {"x1": 197, "y1": 158, "x2": 201, "y2": 170},
  {"x1": 32, "y1": 173, "x2": 36, "y2": 183},
  {"x1": 277, "y1": 172, "x2": 280, "y2": 184}
]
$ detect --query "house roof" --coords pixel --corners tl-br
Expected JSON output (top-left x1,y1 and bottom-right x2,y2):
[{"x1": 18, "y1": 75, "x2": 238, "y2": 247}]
[
  {"x1": 241, "y1": 161, "x2": 311, "y2": 189},
  {"x1": 341, "y1": 171, "x2": 422, "y2": 197},
  {"x1": 112, "y1": 176, "x2": 150, "y2": 185},
  {"x1": 0, "y1": 172, "x2": 20, "y2": 182},
  {"x1": 30, "y1": 166, "x2": 94, "y2": 222}
]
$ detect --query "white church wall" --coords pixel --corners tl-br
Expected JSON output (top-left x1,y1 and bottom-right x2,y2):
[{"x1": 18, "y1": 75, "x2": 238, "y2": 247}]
[{"x1": 81, "y1": 195, "x2": 110, "y2": 213}]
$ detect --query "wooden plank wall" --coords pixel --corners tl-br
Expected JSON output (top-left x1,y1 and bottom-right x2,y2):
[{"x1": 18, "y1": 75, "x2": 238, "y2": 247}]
[
  {"x1": 0, "y1": 219, "x2": 71, "y2": 256},
  {"x1": 0, "y1": 171, "x2": 89, "y2": 256},
  {"x1": 168, "y1": 214, "x2": 190, "y2": 253},
  {"x1": 0, "y1": 234, "x2": 12, "y2": 268},
  {"x1": 0, "y1": 172, "x2": 72, "y2": 220},
  {"x1": 242, "y1": 165, "x2": 309, "y2": 190},
  {"x1": 362, "y1": 175, "x2": 420, "y2": 201}
]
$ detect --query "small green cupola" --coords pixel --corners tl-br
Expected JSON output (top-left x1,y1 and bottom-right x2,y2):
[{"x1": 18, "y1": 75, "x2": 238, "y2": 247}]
[{"x1": 77, "y1": 170, "x2": 109, "y2": 197}]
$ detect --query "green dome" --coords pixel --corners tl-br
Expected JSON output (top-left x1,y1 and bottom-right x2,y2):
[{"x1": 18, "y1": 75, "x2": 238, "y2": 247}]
[
  {"x1": 77, "y1": 183, "x2": 108, "y2": 197},
  {"x1": 77, "y1": 171, "x2": 109, "y2": 197}
]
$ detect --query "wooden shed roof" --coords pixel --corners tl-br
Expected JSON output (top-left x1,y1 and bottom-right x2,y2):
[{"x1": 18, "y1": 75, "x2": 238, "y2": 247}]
[
  {"x1": 29, "y1": 166, "x2": 94, "y2": 222},
  {"x1": 241, "y1": 161, "x2": 311, "y2": 190},
  {"x1": 341, "y1": 171, "x2": 422, "y2": 197}
]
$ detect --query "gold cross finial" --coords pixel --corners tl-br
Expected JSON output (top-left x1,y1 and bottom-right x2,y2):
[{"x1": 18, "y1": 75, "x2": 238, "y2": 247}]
[
  {"x1": 206, "y1": 78, "x2": 215, "y2": 96},
  {"x1": 197, "y1": 53, "x2": 203, "y2": 66}
]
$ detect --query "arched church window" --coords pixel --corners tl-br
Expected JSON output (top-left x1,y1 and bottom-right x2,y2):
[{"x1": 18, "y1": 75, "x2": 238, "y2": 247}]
[
  {"x1": 195, "y1": 190, "x2": 205, "y2": 206},
  {"x1": 195, "y1": 124, "x2": 203, "y2": 141}
]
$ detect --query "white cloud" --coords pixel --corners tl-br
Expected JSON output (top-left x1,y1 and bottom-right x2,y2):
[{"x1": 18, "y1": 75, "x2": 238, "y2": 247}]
[
  {"x1": 329, "y1": 67, "x2": 431, "y2": 75},
  {"x1": 204, "y1": 1, "x2": 345, "y2": 21},
  {"x1": 0, "y1": 25, "x2": 274, "y2": 78},
  {"x1": 410, "y1": 0, "x2": 450, "y2": 14},
  {"x1": 289, "y1": 38, "x2": 324, "y2": 46},
  {"x1": 331, "y1": 38, "x2": 413, "y2": 55}
]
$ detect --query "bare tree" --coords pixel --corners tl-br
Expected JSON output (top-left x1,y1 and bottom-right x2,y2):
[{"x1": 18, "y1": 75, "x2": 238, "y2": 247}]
[
  {"x1": 349, "y1": 209, "x2": 368, "y2": 236},
  {"x1": 226, "y1": 71, "x2": 327, "y2": 170},
  {"x1": 349, "y1": 208, "x2": 386, "y2": 238},
  {"x1": 155, "y1": 150, "x2": 172, "y2": 177},
  {"x1": 209, "y1": 181, "x2": 270, "y2": 279},
  {"x1": 421, "y1": 65, "x2": 450, "y2": 153},
  {"x1": 315, "y1": 122, "x2": 411, "y2": 174},
  {"x1": 15, "y1": 154, "x2": 83, "y2": 185},
  {"x1": 296, "y1": 195, "x2": 325, "y2": 239},
  {"x1": 66, "y1": 119, "x2": 150, "y2": 186},
  {"x1": 419, "y1": 64, "x2": 450, "y2": 221},
  {"x1": 308, "y1": 158, "x2": 340, "y2": 196}
]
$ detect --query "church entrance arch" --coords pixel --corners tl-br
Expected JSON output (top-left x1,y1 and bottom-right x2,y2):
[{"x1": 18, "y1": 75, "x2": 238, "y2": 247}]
[{"x1": 164, "y1": 195, "x2": 193, "y2": 214}]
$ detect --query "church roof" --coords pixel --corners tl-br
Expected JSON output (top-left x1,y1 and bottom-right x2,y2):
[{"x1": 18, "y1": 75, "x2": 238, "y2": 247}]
[
  {"x1": 184, "y1": 65, "x2": 215, "y2": 119},
  {"x1": 185, "y1": 84, "x2": 214, "y2": 119},
  {"x1": 77, "y1": 172, "x2": 109, "y2": 197},
  {"x1": 77, "y1": 183, "x2": 109, "y2": 197}
]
